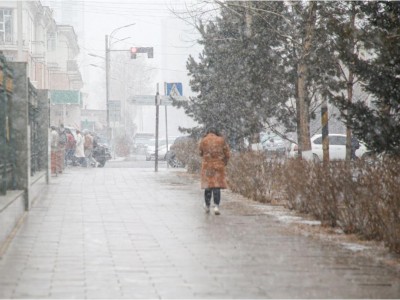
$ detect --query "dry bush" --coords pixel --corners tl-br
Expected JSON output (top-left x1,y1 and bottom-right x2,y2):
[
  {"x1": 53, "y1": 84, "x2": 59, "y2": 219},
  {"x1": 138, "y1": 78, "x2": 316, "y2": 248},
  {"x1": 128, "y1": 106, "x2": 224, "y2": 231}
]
[
  {"x1": 280, "y1": 158, "x2": 400, "y2": 254},
  {"x1": 181, "y1": 144, "x2": 400, "y2": 254},
  {"x1": 367, "y1": 158, "x2": 400, "y2": 253},
  {"x1": 281, "y1": 159, "x2": 312, "y2": 213},
  {"x1": 115, "y1": 135, "x2": 131, "y2": 157},
  {"x1": 173, "y1": 138, "x2": 201, "y2": 173},
  {"x1": 227, "y1": 151, "x2": 285, "y2": 203},
  {"x1": 339, "y1": 161, "x2": 384, "y2": 239}
]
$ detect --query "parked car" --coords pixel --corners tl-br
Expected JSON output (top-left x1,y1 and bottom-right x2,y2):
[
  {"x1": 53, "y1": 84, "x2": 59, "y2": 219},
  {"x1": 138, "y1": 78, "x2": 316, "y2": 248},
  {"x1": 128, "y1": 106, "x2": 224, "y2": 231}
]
[
  {"x1": 261, "y1": 134, "x2": 287, "y2": 157},
  {"x1": 145, "y1": 138, "x2": 177, "y2": 161},
  {"x1": 310, "y1": 133, "x2": 367, "y2": 162},
  {"x1": 132, "y1": 132, "x2": 154, "y2": 154}
]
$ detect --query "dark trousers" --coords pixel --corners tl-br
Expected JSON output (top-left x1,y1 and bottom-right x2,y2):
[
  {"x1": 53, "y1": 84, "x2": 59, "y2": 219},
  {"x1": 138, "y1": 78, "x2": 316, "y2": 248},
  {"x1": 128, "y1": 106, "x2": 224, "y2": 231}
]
[{"x1": 205, "y1": 188, "x2": 221, "y2": 206}]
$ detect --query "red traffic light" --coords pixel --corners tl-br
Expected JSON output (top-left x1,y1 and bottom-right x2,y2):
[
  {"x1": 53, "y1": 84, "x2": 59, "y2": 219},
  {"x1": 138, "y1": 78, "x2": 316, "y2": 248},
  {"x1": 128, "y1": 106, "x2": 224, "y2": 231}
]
[
  {"x1": 130, "y1": 47, "x2": 153, "y2": 59},
  {"x1": 130, "y1": 47, "x2": 137, "y2": 59}
]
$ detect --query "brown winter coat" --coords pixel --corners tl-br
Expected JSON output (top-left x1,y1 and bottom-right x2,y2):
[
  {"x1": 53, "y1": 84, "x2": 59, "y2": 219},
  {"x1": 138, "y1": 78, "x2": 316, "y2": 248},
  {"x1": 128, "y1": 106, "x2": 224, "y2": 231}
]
[{"x1": 199, "y1": 133, "x2": 230, "y2": 189}]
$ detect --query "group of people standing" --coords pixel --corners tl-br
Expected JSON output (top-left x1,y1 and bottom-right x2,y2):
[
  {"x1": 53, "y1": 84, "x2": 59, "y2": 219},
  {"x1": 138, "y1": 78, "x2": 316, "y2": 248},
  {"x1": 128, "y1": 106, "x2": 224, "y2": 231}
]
[{"x1": 50, "y1": 124, "x2": 97, "y2": 175}]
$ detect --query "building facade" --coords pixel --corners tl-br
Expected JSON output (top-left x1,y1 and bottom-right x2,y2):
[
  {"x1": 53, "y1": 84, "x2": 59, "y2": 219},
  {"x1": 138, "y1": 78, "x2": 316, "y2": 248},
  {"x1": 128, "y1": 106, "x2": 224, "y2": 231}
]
[{"x1": 0, "y1": 1, "x2": 83, "y2": 128}]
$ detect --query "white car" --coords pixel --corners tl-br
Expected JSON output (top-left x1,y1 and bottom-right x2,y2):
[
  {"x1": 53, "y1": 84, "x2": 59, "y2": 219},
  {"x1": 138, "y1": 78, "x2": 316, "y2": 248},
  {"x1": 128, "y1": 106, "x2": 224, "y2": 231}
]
[
  {"x1": 310, "y1": 133, "x2": 368, "y2": 162},
  {"x1": 145, "y1": 138, "x2": 176, "y2": 161}
]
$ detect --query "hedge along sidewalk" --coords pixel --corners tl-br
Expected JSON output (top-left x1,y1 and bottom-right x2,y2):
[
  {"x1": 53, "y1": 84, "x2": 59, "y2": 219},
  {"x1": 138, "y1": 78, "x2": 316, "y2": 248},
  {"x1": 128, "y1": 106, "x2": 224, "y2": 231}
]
[
  {"x1": 181, "y1": 163, "x2": 400, "y2": 273},
  {"x1": 226, "y1": 152, "x2": 400, "y2": 255}
]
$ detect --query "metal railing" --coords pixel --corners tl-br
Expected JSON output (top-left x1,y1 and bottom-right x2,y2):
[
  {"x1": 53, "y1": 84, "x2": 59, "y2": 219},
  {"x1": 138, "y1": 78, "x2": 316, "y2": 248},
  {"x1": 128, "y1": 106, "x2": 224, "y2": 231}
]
[
  {"x1": 29, "y1": 81, "x2": 46, "y2": 176},
  {"x1": 0, "y1": 51, "x2": 15, "y2": 195}
]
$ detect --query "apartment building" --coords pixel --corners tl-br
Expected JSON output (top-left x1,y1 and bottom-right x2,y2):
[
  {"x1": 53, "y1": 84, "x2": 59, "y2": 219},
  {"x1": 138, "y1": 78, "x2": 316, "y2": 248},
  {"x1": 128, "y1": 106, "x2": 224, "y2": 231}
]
[{"x1": 0, "y1": 1, "x2": 83, "y2": 127}]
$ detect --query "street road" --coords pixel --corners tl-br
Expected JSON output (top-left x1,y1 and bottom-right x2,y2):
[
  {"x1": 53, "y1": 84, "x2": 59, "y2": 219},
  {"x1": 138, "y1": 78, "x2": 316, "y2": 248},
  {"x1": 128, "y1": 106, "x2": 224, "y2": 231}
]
[{"x1": 105, "y1": 154, "x2": 169, "y2": 169}]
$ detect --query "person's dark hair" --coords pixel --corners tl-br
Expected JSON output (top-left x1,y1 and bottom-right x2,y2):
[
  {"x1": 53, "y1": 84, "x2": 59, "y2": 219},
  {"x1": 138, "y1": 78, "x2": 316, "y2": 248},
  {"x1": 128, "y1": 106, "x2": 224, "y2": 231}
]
[{"x1": 205, "y1": 126, "x2": 221, "y2": 137}]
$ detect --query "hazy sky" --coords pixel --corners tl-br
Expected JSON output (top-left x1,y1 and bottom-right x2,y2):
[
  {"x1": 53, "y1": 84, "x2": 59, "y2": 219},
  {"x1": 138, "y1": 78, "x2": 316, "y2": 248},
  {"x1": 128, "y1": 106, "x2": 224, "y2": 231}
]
[
  {"x1": 45, "y1": 0, "x2": 212, "y2": 105},
  {"x1": 80, "y1": 0, "x2": 205, "y2": 105},
  {"x1": 44, "y1": 0, "x2": 217, "y2": 135}
]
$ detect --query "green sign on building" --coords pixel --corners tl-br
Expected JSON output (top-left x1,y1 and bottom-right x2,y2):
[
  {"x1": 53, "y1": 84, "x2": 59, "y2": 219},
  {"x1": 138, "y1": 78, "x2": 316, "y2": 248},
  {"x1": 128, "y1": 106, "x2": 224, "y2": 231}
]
[{"x1": 50, "y1": 90, "x2": 81, "y2": 105}]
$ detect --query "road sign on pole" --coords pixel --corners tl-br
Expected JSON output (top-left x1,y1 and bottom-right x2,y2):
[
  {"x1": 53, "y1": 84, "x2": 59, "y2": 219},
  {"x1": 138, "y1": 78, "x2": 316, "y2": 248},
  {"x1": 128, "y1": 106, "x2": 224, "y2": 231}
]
[
  {"x1": 165, "y1": 82, "x2": 182, "y2": 97},
  {"x1": 128, "y1": 95, "x2": 187, "y2": 106}
]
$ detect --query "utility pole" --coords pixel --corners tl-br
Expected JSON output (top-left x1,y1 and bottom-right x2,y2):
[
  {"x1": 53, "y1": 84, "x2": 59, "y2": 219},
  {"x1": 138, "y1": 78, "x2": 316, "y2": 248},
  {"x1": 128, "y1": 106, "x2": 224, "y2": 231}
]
[
  {"x1": 321, "y1": 98, "x2": 329, "y2": 164},
  {"x1": 155, "y1": 83, "x2": 160, "y2": 172},
  {"x1": 105, "y1": 23, "x2": 135, "y2": 143},
  {"x1": 165, "y1": 104, "x2": 168, "y2": 168},
  {"x1": 105, "y1": 35, "x2": 110, "y2": 141},
  {"x1": 164, "y1": 82, "x2": 169, "y2": 169}
]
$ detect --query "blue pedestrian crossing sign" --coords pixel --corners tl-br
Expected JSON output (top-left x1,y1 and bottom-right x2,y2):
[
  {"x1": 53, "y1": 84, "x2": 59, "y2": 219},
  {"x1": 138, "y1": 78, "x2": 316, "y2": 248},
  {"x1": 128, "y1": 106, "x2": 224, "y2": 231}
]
[{"x1": 166, "y1": 82, "x2": 183, "y2": 97}]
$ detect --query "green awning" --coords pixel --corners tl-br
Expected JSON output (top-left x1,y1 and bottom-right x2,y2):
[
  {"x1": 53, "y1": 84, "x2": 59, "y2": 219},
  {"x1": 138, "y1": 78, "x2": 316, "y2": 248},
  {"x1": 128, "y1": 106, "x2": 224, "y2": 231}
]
[{"x1": 50, "y1": 90, "x2": 81, "y2": 105}]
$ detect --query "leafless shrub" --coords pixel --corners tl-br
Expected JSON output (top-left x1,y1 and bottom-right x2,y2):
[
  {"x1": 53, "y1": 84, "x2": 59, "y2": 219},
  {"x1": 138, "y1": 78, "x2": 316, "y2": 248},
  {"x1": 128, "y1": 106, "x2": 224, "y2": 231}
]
[
  {"x1": 227, "y1": 151, "x2": 285, "y2": 203},
  {"x1": 340, "y1": 161, "x2": 383, "y2": 239},
  {"x1": 367, "y1": 158, "x2": 400, "y2": 253},
  {"x1": 182, "y1": 146, "x2": 400, "y2": 254},
  {"x1": 115, "y1": 135, "x2": 131, "y2": 157},
  {"x1": 281, "y1": 159, "x2": 312, "y2": 213},
  {"x1": 173, "y1": 138, "x2": 201, "y2": 173},
  {"x1": 281, "y1": 158, "x2": 400, "y2": 254}
]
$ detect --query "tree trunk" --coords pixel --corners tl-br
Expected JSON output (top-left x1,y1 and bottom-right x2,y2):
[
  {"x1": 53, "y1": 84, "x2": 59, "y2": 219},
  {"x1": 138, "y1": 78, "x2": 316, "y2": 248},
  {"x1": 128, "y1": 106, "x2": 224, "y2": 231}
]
[
  {"x1": 297, "y1": 2, "x2": 317, "y2": 158},
  {"x1": 245, "y1": 2, "x2": 252, "y2": 38},
  {"x1": 346, "y1": 4, "x2": 356, "y2": 162}
]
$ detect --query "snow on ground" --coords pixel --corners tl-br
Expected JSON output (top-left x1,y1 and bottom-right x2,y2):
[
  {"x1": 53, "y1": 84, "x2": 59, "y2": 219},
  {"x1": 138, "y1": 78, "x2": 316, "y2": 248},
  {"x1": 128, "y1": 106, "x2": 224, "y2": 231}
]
[
  {"x1": 176, "y1": 171, "x2": 400, "y2": 272},
  {"x1": 223, "y1": 188, "x2": 400, "y2": 272}
]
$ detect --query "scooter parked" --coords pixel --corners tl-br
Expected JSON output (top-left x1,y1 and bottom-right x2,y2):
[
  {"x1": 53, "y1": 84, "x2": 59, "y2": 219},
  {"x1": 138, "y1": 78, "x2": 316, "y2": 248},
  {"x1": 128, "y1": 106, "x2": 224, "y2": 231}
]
[{"x1": 92, "y1": 143, "x2": 112, "y2": 167}]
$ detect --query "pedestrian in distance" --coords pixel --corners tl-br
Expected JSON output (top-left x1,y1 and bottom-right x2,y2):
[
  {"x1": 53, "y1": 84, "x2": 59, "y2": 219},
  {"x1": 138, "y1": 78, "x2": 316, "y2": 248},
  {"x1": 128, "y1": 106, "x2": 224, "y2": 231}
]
[
  {"x1": 50, "y1": 126, "x2": 59, "y2": 175},
  {"x1": 58, "y1": 124, "x2": 67, "y2": 172},
  {"x1": 83, "y1": 130, "x2": 94, "y2": 167},
  {"x1": 199, "y1": 126, "x2": 230, "y2": 215},
  {"x1": 65, "y1": 129, "x2": 76, "y2": 166},
  {"x1": 74, "y1": 130, "x2": 85, "y2": 166}
]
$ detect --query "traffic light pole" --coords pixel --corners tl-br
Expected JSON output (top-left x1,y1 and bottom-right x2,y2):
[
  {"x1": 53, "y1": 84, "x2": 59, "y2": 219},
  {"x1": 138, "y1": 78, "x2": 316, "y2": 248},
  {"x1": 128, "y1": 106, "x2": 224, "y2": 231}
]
[
  {"x1": 105, "y1": 23, "x2": 135, "y2": 143},
  {"x1": 155, "y1": 83, "x2": 160, "y2": 172},
  {"x1": 105, "y1": 35, "x2": 110, "y2": 141}
]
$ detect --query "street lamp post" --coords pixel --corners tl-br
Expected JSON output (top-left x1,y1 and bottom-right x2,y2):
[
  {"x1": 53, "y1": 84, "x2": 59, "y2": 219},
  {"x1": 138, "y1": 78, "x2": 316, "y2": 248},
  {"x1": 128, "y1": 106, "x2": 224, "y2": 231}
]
[
  {"x1": 105, "y1": 23, "x2": 135, "y2": 142},
  {"x1": 105, "y1": 35, "x2": 110, "y2": 140}
]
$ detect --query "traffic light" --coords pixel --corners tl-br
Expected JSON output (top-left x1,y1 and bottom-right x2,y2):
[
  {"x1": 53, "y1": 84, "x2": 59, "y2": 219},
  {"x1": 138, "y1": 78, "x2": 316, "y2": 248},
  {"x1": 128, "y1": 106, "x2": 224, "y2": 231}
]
[
  {"x1": 130, "y1": 47, "x2": 138, "y2": 59},
  {"x1": 130, "y1": 47, "x2": 153, "y2": 59}
]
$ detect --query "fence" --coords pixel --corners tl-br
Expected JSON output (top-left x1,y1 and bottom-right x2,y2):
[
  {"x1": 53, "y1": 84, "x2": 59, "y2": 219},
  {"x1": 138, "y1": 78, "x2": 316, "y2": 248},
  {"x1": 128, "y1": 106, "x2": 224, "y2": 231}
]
[
  {"x1": 29, "y1": 81, "x2": 46, "y2": 176},
  {"x1": 0, "y1": 52, "x2": 16, "y2": 195}
]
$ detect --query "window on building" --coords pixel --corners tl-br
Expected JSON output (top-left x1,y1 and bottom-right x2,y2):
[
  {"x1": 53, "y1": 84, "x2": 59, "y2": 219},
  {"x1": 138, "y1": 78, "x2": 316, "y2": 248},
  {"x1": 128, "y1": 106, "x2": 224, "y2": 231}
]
[
  {"x1": 0, "y1": 8, "x2": 13, "y2": 44},
  {"x1": 47, "y1": 32, "x2": 57, "y2": 51}
]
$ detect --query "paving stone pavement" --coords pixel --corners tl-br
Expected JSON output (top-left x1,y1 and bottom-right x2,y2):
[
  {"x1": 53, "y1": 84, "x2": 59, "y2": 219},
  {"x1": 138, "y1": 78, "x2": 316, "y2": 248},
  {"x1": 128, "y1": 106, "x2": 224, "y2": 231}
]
[{"x1": 0, "y1": 167, "x2": 399, "y2": 299}]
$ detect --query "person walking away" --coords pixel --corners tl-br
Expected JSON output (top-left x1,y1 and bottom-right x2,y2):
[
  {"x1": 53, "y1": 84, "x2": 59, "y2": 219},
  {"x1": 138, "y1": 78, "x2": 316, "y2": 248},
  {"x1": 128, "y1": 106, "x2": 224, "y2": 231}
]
[
  {"x1": 50, "y1": 126, "x2": 59, "y2": 175},
  {"x1": 199, "y1": 127, "x2": 230, "y2": 215},
  {"x1": 83, "y1": 131, "x2": 94, "y2": 167},
  {"x1": 74, "y1": 130, "x2": 85, "y2": 166},
  {"x1": 65, "y1": 129, "x2": 76, "y2": 166},
  {"x1": 58, "y1": 124, "x2": 67, "y2": 172}
]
